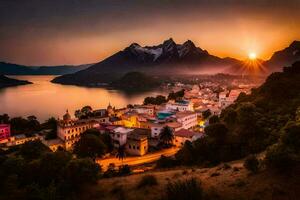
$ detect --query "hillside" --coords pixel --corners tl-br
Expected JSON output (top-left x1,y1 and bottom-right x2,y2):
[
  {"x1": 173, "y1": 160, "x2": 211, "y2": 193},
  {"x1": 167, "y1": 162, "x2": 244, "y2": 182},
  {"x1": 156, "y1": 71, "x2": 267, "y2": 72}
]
[
  {"x1": 0, "y1": 75, "x2": 31, "y2": 88},
  {"x1": 111, "y1": 72, "x2": 160, "y2": 91},
  {"x1": 0, "y1": 62, "x2": 92, "y2": 75},
  {"x1": 51, "y1": 38, "x2": 239, "y2": 86},
  {"x1": 265, "y1": 41, "x2": 300, "y2": 71},
  {"x1": 80, "y1": 157, "x2": 300, "y2": 200}
]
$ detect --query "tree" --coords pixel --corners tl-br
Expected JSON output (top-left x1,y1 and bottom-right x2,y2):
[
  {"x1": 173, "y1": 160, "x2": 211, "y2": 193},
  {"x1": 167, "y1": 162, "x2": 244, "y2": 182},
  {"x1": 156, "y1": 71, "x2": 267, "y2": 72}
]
[
  {"x1": 159, "y1": 126, "x2": 174, "y2": 147},
  {"x1": 209, "y1": 115, "x2": 220, "y2": 124},
  {"x1": 204, "y1": 123, "x2": 228, "y2": 143},
  {"x1": 244, "y1": 155, "x2": 259, "y2": 173},
  {"x1": 116, "y1": 145, "x2": 126, "y2": 165},
  {"x1": 73, "y1": 134, "x2": 106, "y2": 160},
  {"x1": 43, "y1": 117, "x2": 58, "y2": 140},
  {"x1": 202, "y1": 109, "x2": 212, "y2": 119},
  {"x1": 18, "y1": 140, "x2": 50, "y2": 160},
  {"x1": 64, "y1": 158, "x2": 100, "y2": 188},
  {"x1": 0, "y1": 113, "x2": 9, "y2": 124}
]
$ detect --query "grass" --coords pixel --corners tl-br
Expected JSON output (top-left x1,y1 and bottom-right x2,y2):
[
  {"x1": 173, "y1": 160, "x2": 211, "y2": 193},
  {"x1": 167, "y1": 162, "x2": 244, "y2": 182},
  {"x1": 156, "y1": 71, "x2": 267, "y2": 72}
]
[
  {"x1": 164, "y1": 178, "x2": 203, "y2": 200},
  {"x1": 137, "y1": 175, "x2": 158, "y2": 189}
]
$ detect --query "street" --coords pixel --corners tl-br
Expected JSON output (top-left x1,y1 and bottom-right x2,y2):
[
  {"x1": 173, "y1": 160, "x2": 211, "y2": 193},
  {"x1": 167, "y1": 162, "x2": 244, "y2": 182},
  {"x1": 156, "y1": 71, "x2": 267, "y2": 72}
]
[{"x1": 96, "y1": 147, "x2": 179, "y2": 170}]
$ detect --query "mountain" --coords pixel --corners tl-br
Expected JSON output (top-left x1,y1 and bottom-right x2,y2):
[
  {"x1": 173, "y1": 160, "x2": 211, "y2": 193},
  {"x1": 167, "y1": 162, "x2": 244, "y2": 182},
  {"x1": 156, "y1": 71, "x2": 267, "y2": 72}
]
[
  {"x1": 265, "y1": 40, "x2": 300, "y2": 71},
  {"x1": 52, "y1": 38, "x2": 239, "y2": 86},
  {"x1": 0, "y1": 62, "x2": 92, "y2": 75},
  {"x1": 111, "y1": 72, "x2": 160, "y2": 91},
  {"x1": 0, "y1": 75, "x2": 31, "y2": 88}
]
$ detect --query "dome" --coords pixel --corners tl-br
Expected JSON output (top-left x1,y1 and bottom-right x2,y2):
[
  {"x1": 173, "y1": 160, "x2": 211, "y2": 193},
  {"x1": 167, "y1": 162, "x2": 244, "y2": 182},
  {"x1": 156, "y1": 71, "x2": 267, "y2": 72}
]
[{"x1": 63, "y1": 110, "x2": 71, "y2": 121}]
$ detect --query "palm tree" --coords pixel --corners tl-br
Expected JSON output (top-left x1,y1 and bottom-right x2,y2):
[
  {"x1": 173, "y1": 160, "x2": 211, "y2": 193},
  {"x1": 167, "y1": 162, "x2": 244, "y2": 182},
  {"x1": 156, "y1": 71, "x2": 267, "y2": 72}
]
[
  {"x1": 116, "y1": 145, "x2": 126, "y2": 165},
  {"x1": 159, "y1": 126, "x2": 175, "y2": 147}
]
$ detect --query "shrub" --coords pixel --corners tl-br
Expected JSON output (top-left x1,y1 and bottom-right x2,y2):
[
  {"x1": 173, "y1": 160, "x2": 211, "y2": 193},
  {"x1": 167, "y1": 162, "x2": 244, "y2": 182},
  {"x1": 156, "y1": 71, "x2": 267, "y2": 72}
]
[
  {"x1": 163, "y1": 178, "x2": 203, "y2": 200},
  {"x1": 156, "y1": 156, "x2": 178, "y2": 168},
  {"x1": 244, "y1": 155, "x2": 259, "y2": 173},
  {"x1": 265, "y1": 143, "x2": 297, "y2": 171},
  {"x1": 118, "y1": 165, "x2": 131, "y2": 176},
  {"x1": 137, "y1": 175, "x2": 158, "y2": 189}
]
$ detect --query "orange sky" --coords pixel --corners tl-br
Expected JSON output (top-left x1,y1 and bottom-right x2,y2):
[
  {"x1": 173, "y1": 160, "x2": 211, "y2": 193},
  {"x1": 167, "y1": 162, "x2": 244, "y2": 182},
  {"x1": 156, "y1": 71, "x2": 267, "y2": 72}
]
[{"x1": 0, "y1": 0, "x2": 300, "y2": 66}]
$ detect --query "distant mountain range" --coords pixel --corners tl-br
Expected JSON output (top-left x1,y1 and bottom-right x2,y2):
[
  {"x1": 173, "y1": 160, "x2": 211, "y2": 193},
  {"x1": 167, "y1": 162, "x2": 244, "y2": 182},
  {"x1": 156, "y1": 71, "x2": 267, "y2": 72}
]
[
  {"x1": 2, "y1": 38, "x2": 300, "y2": 87},
  {"x1": 0, "y1": 62, "x2": 92, "y2": 75},
  {"x1": 0, "y1": 75, "x2": 31, "y2": 89},
  {"x1": 51, "y1": 38, "x2": 240, "y2": 86}
]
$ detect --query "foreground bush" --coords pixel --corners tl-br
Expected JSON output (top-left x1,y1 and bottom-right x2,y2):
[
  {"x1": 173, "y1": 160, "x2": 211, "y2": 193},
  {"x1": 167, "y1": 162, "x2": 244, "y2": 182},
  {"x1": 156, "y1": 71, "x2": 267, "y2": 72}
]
[
  {"x1": 163, "y1": 178, "x2": 203, "y2": 200},
  {"x1": 156, "y1": 156, "x2": 178, "y2": 168},
  {"x1": 244, "y1": 155, "x2": 259, "y2": 173},
  {"x1": 137, "y1": 175, "x2": 158, "y2": 189}
]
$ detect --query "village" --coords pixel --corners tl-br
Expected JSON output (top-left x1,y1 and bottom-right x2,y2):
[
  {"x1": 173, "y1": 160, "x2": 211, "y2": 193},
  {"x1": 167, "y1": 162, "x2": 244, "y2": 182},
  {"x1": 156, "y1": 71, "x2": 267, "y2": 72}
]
[{"x1": 0, "y1": 79, "x2": 254, "y2": 168}]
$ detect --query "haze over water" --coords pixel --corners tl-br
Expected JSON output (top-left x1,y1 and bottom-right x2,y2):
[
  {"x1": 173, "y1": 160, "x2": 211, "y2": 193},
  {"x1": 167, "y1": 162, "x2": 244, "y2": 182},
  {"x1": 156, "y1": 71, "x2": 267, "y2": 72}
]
[{"x1": 0, "y1": 76, "x2": 166, "y2": 121}]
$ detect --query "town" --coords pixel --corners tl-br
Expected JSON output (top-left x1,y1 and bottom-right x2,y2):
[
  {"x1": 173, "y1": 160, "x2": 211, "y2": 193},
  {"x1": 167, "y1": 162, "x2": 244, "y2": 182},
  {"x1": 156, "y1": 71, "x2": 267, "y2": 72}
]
[{"x1": 0, "y1": 78, "x2": 256, "y2": 170}]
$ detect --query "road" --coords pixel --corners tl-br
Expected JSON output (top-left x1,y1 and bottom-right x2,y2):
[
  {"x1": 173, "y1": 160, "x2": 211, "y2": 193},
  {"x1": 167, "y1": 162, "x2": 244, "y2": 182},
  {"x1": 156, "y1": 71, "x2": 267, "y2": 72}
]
[{"x1": 96, "y1": 147, "x2": 179, "y2": 170}]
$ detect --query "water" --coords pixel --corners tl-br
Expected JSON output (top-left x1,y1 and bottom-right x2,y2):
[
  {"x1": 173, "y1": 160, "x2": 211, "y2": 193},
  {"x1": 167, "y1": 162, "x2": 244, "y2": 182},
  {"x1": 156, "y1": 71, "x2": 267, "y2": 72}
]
[{"x1": 0, "y1": 76, "x2": 166, "y2": 122}]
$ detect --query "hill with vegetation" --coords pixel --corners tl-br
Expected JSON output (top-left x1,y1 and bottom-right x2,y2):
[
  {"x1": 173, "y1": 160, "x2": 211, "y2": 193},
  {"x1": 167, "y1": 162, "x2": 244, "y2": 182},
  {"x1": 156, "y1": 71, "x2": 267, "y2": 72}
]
[
  {"x1": 111, "y1": 72, "x2": 160, "y2": 91},
  {"x1": 0, "y1": 75, "x2": 31, "y2": 88}
]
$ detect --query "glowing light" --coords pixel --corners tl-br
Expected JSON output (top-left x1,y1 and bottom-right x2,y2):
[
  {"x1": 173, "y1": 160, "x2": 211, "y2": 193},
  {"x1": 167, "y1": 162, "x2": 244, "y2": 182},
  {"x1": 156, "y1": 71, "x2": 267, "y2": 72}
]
[{"x1": 248, "y1": 52, "x2": 257, "y2": 60}]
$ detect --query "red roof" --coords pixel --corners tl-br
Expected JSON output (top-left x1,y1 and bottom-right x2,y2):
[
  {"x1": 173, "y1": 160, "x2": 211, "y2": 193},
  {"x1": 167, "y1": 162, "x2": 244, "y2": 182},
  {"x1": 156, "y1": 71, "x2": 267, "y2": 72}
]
[{"x1": 174, "y1": 129, "x2": 197, "y2": 138}]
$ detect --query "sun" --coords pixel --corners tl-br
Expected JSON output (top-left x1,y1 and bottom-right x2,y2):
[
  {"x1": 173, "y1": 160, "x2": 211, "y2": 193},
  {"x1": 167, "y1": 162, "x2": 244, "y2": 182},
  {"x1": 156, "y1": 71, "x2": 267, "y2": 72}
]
[{"x1": 248, "y1": 52, "x2": 257, "y2": 60}]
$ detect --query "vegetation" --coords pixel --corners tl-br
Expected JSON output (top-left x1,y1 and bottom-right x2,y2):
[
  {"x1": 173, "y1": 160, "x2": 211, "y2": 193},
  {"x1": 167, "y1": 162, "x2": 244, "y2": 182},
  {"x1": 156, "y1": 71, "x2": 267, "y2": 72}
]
[
  {"x1": 159, "y1": 126, "x2": 175, "y2": 147},
  {"x1": 75, "y1": 105, "x2": 93, "y2": 119},
  {"x1": 116, "y1": 145, "x2": 126, "y2": 165},
  {"x1": 73, "y1": 129, "x2": 113, "y2": 160},
  {"x1": 144, "y1": 95, "x2": 167, "y2": 105},
  {"x1": 163, "y1": 178, "x2": 203, "y2": 200},
  {"x1": 0, "y1": 141, "x2": 100, "y2": 199},
  {"x1": 244, "y1": 155, "x2": 260, "y2": 173},
  {"x1": 167, "y1": 89, "x2": 185, "y2": 100},
  {"x1": 175, "y1": 61, "x2": 300, "y2": 171},
  {"x1": 137, "y1": 175, "x2": 158, "y2": 189},
  {"x1": 112, "y1": 71, "x2": 160, "y2": 90},
  {"x1": 143, "y1": 89, "x2": 185, "y2": 105}
]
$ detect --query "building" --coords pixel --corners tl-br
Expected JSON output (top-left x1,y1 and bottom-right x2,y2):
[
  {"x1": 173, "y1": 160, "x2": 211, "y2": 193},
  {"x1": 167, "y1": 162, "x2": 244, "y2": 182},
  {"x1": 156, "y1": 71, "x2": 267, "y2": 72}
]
[
  {"x1": 166, "y1": 100, "x2": 193, "y2": 112},
  {"x1": 126, "y1": 129, "x2": 149, "y2": 156},
  {"x1": 0, "y1": 124, "x2": 10, "y2": 143},
  {"x1": 57, "y1": 110, "x2": 98, "y2": 150},
  {"x1": 110, "y1": 126, "x2": 133, "y2": 147},
  {"x1": 176, "y1": 111, "x2": 198, "y2": 130},
  {"x1": 42, "y1": 138, "x2": 65, "y2": 152},
  {"x1": 150, "y1": 121, "x2": 182, "y2": 138},
  {"x1": 6, "y1": 134, "x2": 39, "y2": 146},
  {"x1": 174, "y1": 129, "x2": 204, "y2": 147},
  {"x1": 131, "y1": 105, "x2": 155, "y2": 116}
]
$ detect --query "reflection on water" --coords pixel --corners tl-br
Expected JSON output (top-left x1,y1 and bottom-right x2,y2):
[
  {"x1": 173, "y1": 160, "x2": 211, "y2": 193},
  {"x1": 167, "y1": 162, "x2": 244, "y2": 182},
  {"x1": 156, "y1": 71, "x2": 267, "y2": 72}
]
[{"x1": 0, "y1": 76, "x2": 166, "y2": 121}]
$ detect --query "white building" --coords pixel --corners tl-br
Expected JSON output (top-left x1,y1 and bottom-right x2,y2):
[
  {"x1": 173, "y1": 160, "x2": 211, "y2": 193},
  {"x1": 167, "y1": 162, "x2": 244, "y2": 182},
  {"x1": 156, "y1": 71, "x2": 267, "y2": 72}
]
[
  {"x1": 150, "y1": 121, "x2": 182, "y2": 138},
  {"x1": 132, "y1": 105, "x2": 155, "y2": 116},
  {"x1": 166, "y1": 100, "x2": 193, "y2": 112},
  {"x1": 111, "y1": 127, "x2": 134, "y2": 147},
  {"x1": 176, "y1": 111, "x2": 198, "y2": 130}
]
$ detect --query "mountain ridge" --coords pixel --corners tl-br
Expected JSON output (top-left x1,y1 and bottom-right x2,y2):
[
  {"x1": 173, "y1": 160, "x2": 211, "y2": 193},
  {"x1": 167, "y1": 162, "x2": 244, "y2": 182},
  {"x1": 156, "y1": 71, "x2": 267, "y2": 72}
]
[
  {"x1": 52, "y1": 38, "x2": 240, "y2": 86},
  {"x1": 0, "y1": 62, "x2": 92, "y2": 75}
]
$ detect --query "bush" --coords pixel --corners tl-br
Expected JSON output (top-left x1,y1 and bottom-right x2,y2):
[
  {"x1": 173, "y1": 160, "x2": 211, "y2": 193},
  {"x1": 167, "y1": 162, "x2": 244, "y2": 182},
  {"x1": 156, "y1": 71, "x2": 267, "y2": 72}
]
[
  {"x1": 118, "y1": 165, "x2": 131, "y2": 176},
  {"x1": 137, "y1": 175, "x2": 158, "y2": 189},
  {"x1": 163, "y1": 178, "x2": 203, "y2": 200},
  {"x1": 265, "y1": 143, "x2": 298, "y2": 171},
  {"x1": 244, "y1": 155, "x2": 259, "y2": 173},
  {"x1": 156, "y1": 156, "x2": 178, "y2": 168}
]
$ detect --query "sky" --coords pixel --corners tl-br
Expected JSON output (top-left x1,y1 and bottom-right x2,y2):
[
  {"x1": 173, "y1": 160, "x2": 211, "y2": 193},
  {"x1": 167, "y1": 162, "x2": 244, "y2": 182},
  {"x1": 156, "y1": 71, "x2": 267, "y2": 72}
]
[{"x1": 0, "y1": 0, "x2": 300, "y2": 66}]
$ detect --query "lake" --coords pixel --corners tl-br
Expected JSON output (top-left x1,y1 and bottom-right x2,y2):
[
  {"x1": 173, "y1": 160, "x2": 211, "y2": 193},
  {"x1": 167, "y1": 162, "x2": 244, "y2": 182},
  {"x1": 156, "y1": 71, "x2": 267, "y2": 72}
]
[{"x1": 0, "y1": 76, "x2": 166, "y2": 122}]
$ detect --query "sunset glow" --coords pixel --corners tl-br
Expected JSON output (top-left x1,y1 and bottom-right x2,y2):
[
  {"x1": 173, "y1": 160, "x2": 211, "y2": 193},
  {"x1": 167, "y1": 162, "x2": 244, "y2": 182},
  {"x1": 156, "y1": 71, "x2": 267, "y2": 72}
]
[{"x1": 248, "y1": 52, "x2": 257, "y2": 60}]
